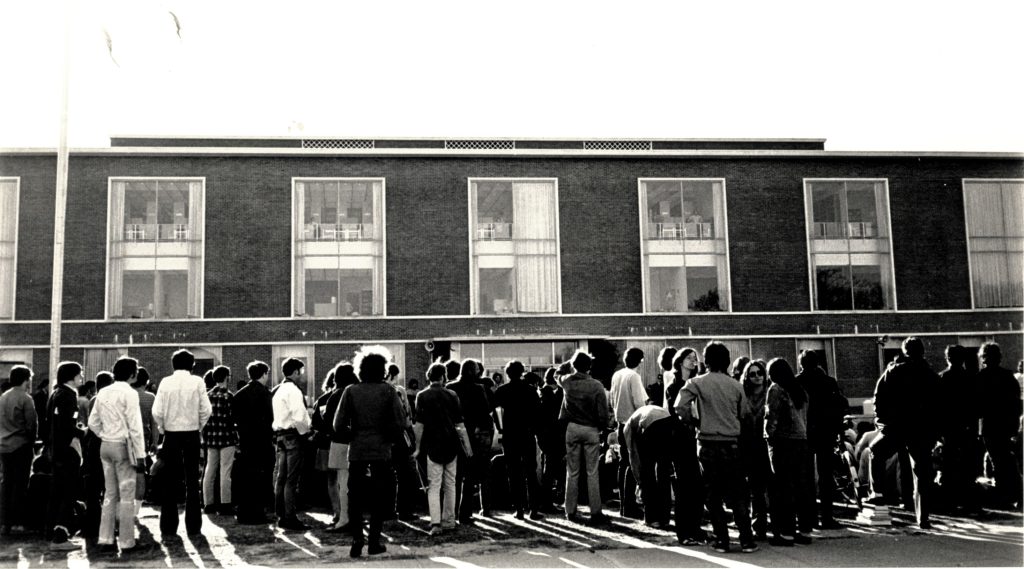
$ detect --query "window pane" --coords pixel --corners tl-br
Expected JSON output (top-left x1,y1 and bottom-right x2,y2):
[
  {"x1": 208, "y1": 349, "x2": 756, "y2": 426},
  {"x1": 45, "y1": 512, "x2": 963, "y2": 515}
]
[
  {"x1": 682, "y1": 181, "x2": 716, "y2": 237},
  {"x1": 122, "y1": 270, "x2": 154, "y2": 318},
  {"x1": 125, "y1": 182, "x2": 157, "y2": 241},
  {"x1": 339, "y1": 269, "x2": 374, "y2": 316},
  {"x1": 687, "y1": 266, "x2": 723, "y2": 311},
  {"x1": 0, "y1": 180, "x2": 16, "y2": 319},
  {"x1": 851, "y1": 264, "x2": 884, "y2": 310},
  {"x1": 965, "y1": 181, "x2": 1024, "y2": 307},
  {"x1": 476, "y1": 182, "x2": 513, "y2": 239},
  {"x1": 811, "y1": 182, "x2": 844, "y2": 238},
  {"x1": 479, "y1": 268, "x2": 514, "y2": 314},
  {"x1": 645, "y1": 181, "x2": 683, "y2": 239},
  {"x1": 160, "y1": 271, "x2": 189, "y2": 318},
  {"x1": 816, "y1": 265, "x2": 852, "y2": 310},
  {"x1": 305, "y1": 268, "x2": 339, "y2": 316},
  {"x1": 649, "y1": 267, "x2": 684, "y2": 312}
]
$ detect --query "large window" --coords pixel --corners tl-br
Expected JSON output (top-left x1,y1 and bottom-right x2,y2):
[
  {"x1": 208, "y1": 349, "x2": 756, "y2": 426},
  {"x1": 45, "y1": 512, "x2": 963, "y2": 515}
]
[
  {"x1": 293, "y1": 179, "x2": 384, "y2": 317},
  {"x1": 963, "y1": 180, "x2": 1023, "y2": 308},
  {"x1": 640, "y1": 179, "x2": 730, "y2": 312},
  {"x1": 0, "y1": 178, "x2": 17, "y2": 319},
  {"x1": 107, "y1": 179, "x2": 204, "y2": 319},
  {"x1": 470, "y1": 179, "x2": 560, "y2": 315},
  {"x1": 805, "y1": 180, "x2": 895, "y2": 310}
]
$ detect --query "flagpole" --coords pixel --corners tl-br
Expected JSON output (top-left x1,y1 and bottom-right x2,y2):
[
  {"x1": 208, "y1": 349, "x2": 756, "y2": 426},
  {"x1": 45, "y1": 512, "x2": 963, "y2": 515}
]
[{"x1": 48, "y1": 2, "x2": 71, "y2": 389}]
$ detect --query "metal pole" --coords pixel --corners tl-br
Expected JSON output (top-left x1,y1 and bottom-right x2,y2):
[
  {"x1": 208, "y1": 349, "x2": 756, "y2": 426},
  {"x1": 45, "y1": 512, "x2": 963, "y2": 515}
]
[{"x1": 48, "y1": 3, "x2": 71, "y2": 390}]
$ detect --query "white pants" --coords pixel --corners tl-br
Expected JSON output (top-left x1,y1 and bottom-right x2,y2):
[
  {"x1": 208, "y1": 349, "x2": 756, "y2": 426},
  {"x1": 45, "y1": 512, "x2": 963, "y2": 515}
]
[
  {"x1": 99, "y1": 441, "x2": 137, "y2": 549},
  {"x1": 427, "y1": 457, "x2": 457, "y2": 526},
  {"x1": 203, "y1": 446, "x2": 236, "y2": 506}
]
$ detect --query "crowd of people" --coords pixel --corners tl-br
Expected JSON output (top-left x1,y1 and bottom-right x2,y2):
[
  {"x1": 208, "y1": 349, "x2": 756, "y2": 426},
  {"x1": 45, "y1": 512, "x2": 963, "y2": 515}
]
[{"x1": 0, "y1": 339, "x2": 1021, "y2": 558}]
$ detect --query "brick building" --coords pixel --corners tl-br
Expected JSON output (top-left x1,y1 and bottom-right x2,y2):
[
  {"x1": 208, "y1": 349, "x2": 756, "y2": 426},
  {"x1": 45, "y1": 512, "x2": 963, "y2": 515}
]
[{"x1": 0, "y1": 136, "x2": 1021, "y2": 410}]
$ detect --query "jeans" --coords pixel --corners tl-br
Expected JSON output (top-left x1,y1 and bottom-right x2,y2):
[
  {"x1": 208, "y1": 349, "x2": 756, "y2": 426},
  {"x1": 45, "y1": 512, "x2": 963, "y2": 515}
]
[
  {"x1": 564, "y1": 422, "x2": 602, "y2": 516},
  {"x1": 699, "y1": 440, "x2": 753, "y2": 544},
  {"x1": 616, "y1": 423, "x2": 639, "y2": 516},
  {"x1": 47, "y1": 446, "x2": 82, "y2": 538},
  {"x1": 0, "y1": 445, "x2": 32, "y2": 528},
  {"x1": 768, "y1": 438, "x2": 811, "y2": 537},
  {"x1": 635, "y1": 418, "x2": 675, "y2": 524},
  {"x1": 348, "y1": 460, "x2": 395, "y2": 545},
  {"x1": 99, "y1": 441, "x2": 137, "y2": 548},
  {"x1": 274, "y1": 434, "x2": 303, "y2": 521},
  {"x1": 159, "y1": 431, "x2": 202, "y2": 536},
  {"x1": 502, "y1": 435, "x2": 543, "y2": 514},
  {"x1": 203, "y1": 446, "x2": 236, "y2": 507},
  {"x1": 741, "y1": 438, "x2": 771, "y2": 536},
  {"x1": 427, "y1": 457, "x2": 457, "y2": 525},
  {"x1": 869, "y1": 429, "x2": 934, "y2": 525}
]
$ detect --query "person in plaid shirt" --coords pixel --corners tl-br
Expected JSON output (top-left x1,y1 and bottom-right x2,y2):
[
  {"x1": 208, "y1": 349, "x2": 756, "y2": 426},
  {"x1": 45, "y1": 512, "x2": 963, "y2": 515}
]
[{"x1": 202, "y1": 365, "x2": 238, "y2": 515}]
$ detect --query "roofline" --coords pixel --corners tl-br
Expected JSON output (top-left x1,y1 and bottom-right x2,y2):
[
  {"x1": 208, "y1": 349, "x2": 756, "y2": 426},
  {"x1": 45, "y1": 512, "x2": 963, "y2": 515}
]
[
  {"x1": 107, "y1": 134, "x2": 832, "y2": 143},
  {"x1": 1, "y1": 146, "x2": 1022, "y2": 159}
]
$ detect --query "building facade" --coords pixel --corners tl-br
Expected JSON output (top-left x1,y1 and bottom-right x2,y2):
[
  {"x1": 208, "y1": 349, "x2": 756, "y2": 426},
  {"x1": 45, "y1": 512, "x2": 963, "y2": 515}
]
[{"x1": 0, "y1": 137, "x2": 1021, "y2": 409}]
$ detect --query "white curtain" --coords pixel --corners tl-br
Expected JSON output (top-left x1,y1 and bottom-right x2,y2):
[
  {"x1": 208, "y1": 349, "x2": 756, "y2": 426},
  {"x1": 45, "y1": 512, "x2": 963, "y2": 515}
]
[
  {"x1": 186, "y1": 181, "x2": 203, "y2": 317},
  {"x1": 108, "y1": 181, "x2": 127, "y2": 318},
  {"x1": 966, "y1": 182, "x2": 1023, "y2": 307},
  {"x1": 872, "y1": 181, "x2": 889, "y2": 238},
  {"x1": 512, "y1": 182, "x2": 558, "y2": 313},
  {"x1": 372, "y1": 182, "x2": 385, "y2": 314},
  {"x1": 0, "y1": 181, "x2": 16, "y2": 318},
  {"x1": 84, "y1": 348, "x2": 122, "y2": 382},
  {"x1": 639, "y1": 184, "x2": 651, "y2": 310},
  {"x1": 470, "y1": 184, "x2": 480, "y2": 314},
  {"x1": 712, "y1": 182, "x2": 729, "y2": 310},
  {"x1": 294, "y1": 182, "x2": 306, "y2": 315}
]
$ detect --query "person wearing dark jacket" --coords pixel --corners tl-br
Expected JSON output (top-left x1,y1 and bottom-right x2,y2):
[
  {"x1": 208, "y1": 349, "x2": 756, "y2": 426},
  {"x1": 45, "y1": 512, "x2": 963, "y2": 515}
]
[
  {"x1": 46, "y1": 361, "x2": 87, "y2": 550},
  {"x1": 539, "y1": 368, "x2": 566, "y2": 511},
  {"x1": 795, "y1": 350, "x2": 846, "y2": 530},
  {"x1": 976, "y1": 342, "x2": 1023, "y2": 508},
  {"x1": 323, "y1": 363, "x2": 358, "y2": 532},
  {"x1": 311, "y1": 368, "x2": 341, "y2": 525},
  {"x1": 937, "y1": 345, "x2": 981, "y2": 513},
  {"x1": 867, "y1": 337, "x2": 938, "y2": 529},
  {"x1": 232, "y1": 361, "x2": 275, "y2": 524},
  {"x1": 494, "y1": 360, "x2": 545, "y2": 520},
  {"x1": 446, "y1": 359, "x2": 494, "y2": 523},
  {"x1": 0, "y1": 365, "x2": 37, "y2": 536}
]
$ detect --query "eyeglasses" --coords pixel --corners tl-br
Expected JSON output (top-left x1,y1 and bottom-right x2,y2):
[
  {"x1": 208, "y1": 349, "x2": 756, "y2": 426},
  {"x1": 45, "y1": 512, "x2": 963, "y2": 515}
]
[{"x1": 747, "y1": 371, "x2": 765, "y2": 378}]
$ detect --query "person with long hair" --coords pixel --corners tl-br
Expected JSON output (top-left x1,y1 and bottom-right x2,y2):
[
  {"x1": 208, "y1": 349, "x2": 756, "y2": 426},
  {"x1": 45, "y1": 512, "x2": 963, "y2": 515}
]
[
  {"x1": 665, "y1": 347, "x2": 707, "y2": 546},
  {"x1": 665, "y1": 347, "x2": 698, "y2": 416},
  {"x1": 740, "y1": 360, "x2": 771, "y2": 540},
  {"x1": 311, "y1": 368, "x2": 341, "y2": 526},
  {"x1": 325, "y1": 363, "x2": 359, "y2": 532},
  {"x1": 764, "y1": 357, "x2": 812, "y2": 546}
]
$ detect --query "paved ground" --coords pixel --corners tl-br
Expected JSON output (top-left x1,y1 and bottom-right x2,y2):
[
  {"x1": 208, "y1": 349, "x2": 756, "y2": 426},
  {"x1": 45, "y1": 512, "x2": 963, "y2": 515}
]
[{"x1": 1, "y1": 503, "x2": 1021, "y2": 568}]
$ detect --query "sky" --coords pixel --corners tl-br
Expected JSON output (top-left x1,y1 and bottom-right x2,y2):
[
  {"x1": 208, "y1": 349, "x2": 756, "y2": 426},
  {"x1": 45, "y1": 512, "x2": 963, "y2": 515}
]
[{"x1": 1, "y1": 0, "x2": 1022, "y2": 152}]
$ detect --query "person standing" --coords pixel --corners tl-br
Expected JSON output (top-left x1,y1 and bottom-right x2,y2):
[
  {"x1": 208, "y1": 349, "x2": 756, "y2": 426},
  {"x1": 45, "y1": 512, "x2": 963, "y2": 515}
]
[
  {"x1": 311, "y1": 368, "x2": 342, "y2": 527},
  {"x1": 674, "y1": 341, "x2": 757, "y2": 554},
  {"x1": 937, "y1": 345, "x2": 981, "y2": 513},
  {"x1": 0, "y1": 365, "x2": 37, "y2": 536},
  {"x1": 334, "y1": 348, "x2": 405, "y2": 558},
  {"x1": 414, "y1": 362, "x2": 473, "y2": 535},
  {"x1": 152, "y1": 349, "x2": 212, "y2": 539},
  {"x1": 46, "y1": 361, "x2": 87, "y2": 551},
  {"x1": 609, "y1": 347, "x2": 648, "y2": 519},
  {"x1": 666, "y1": 347, "x2": 707, "y2": 546},
  {"x1": 232, "y1": 361, "x2": 275, "y2": 524},
  {"x1": 560, "y1": 350, "x2": 611, "y2": 525},
  {"x1": 446, "y1": 358, "x2": 494, "y2": 523},
  {"x1": 387, "y1": 363, "x2": 421, "y2": 521},
  {"x1": 87, "y1": 356, "x2": 146, "y2": 553},
  {"x1": 977, "y1": 342, "x2": 1023, "y2": 509},
  {"x1": 202, "y1": 365, "x2": 238, "y2": 515},
  {"x1": 494, "y1": 360, "x2": 545, "y2": 520},
  {"x1": 271, "y1": 357, "x2": 311, "y2": 531},
  {"x1": 866, "y1": 337, "x2": 939, "y2": 529},
  {"x1": 740, "y1": 360, "x2": 771, "y2": 540},
  {"x1": 764, "y1": 358, "x2": 812, "y2": 547},
  {"x1": 133, "y1": 367, "x2": 159, "y2": 505},
  {"x1": 538, "y1": 367, "x2": 566, "y2": 512},
  {"x1": 795, "y1": 350, "x2": 846, "y2": 530}
]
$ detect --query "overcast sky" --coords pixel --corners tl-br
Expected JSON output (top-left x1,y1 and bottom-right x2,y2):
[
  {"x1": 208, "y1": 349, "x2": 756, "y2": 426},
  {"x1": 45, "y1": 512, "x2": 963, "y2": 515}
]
[{"x1": 1, "y1": 0, "x2": 1022, "y2": 152}]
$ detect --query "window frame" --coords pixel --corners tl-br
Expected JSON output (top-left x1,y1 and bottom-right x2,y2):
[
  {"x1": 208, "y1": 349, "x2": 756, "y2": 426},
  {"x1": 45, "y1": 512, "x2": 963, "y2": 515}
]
[
  {"x1": 802, "y1": 178, "x2": 897, "y2": 312},
  {"x1": 290, "y1": 177, "x2": 388, "y2": 318},
  {"x1": 104, "y1": 176, "x2": 206, "y2": 321},
  {"x1": 961, "y1": 178, "x2": 1024, "y2": 309},
  {"x1": 637, "y1": 177, "x2": 733, "y2": 313},
  {"x1": 467, "y1": 177, "x2": 562, "y2": 316},
  {"x1": 0, "y1": 177, "x2": 19, "y2": 320}
]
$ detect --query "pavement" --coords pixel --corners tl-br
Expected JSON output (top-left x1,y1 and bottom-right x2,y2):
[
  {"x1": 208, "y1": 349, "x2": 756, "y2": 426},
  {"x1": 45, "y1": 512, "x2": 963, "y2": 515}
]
[{"x1": 0, "y1": 503, "x2": 1020, "y2": 568}]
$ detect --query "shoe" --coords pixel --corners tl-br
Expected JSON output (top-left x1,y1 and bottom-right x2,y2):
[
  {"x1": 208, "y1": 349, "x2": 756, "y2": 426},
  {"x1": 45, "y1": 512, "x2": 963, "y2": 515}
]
[
  {"x1": 711, "y1": 541, "x2": 729, "y2": 553},
  {"x1": 441, "y1": 520, "x2": 458, "y2": 531},
  {"x1": 679, "y1": 537, "x2": 703, "y2": 546},
  {"x1": 277, "y1": 518, "x2": 308, "y2": 531},
  {"x1": 218, "y1": 504, "x2": 236, "y2": 516},
  {"x1": 458, "y1": 516, "x2": 473, "y2": 525},
  {"x1": 479, "y1": 509, "x2": 493, "y2": 518},
  {"x1": 50, "y1": 539, "x2": 80, "y2": 552},
  {"x1": 529, "y1": 511, "x2": 545, "y2": 521},
  {"x1": 237, "y1": 516, "x2": 270, "y2": 525},
  {"x1": 588, "y1": 513, "x2": 611, "y2": 526},
  {"x1": 514, "y1": 510, "x2": 525, "y2": 520},
  {"x1": 367, "y1": 541, "x2": 386, "y2": 555},
  {"x1": 754, "y1": 530, "x2": 768, "y2": 541},
  {"x1": 350, "y1": 543, "x2": 363, "y2": 558},
  {"x1": 864, "y1": 493, "x2": 886, "y2": 506},
  {"x1": 203, "y1": 504, "x2": 218, "y2": 515},
  {"x1": 741, "y1": 542, "x2": 759, "y2": 553},
  {"x1": 918, "y1": 520, "x2": 932, "y2": 530},
  {"x1": 793, "y1": 533, "x2": 812, "y2": 545},
  {"x1": 160, "y1": 533, "x2": 181, "y2": 544},
  {"x1": 565, "y1": 512, "x2": 584, "y2": 524},
  {"x1": 769, "y1": 535, "x2": 795, "y2": 547},
  {"x1": 819, "y1": 518, "x2": 842, "y2": 530},
  {"x1": 647, "y1": 520, "x2": 666, "y2": 529},
  {"x1": 96, "y1": 543, "x2": 119, "y2": 554},
  {"x1": 397, "y1": 512, "x2": 417, "y2": 522},
  {"x1": 327, "y1": 522, "x2": 354, "y2": 533},
  {"x1": 428, "y1": 524, "x2": 443, "y2": 536}
]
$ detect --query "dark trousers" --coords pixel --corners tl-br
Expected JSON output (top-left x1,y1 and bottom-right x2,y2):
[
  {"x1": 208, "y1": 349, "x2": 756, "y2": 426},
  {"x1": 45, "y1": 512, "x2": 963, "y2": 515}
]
[
  {"x1": 807, "y1": 444, "x2": 837, "y2": 526},
  {"x1": 540, "y1": 430, "x2": 566, "y2": 507},
  {"x1": 675, "y1": 429, "x2": 705, "y2": 541},
  {"x1": 348, "y1": 460, "x2": 395, "y2": 545},
  {"x1": 235, "y1": 447, "x2": 274, "y2": 521},
  {"x1": 741, "y1": 438, "x2": 771, "y2": 536},
  {"x1": 159, "y1": 431, "x2": 202, "y2": 536},
  {"x1": 699, "y1": 440, "x2": 753, "y2": 544},
  {"x1": 502, "y1": 435, "x2": 542, "y2": 514},
  {"x1": 983, "y1": 434, "x2": 1023, "y2": 506},
  {"x1": 769, "y1": 438, "x2": 812, "y2": 537},
  {"x1": 456, "y1": 430, "x2": 493, "y2": 519},
  {"x1": 617, "y1": 423, "x2": 640, "y2": 517},
  {"x1": 869, "y1": 430, "x2": 933, "y2": 525},
  {"x1": 392, "y1": 445, "x2": 422, "y2": 517},
  {"x1": 0, "y1": 445, "x2": 33, "y2": 528},
  {"x1": 941, "y1": 431, "x2": 980, "y2": 511},
  {"x1": 274, "y1": 434, "x2": 303, "y2": 521},
  {"x1": 635, "y1": 418, "x2": 676, "y2": 525},
  {"x1": 46, "y1": 447, "x2": 81, "y2": 537}
]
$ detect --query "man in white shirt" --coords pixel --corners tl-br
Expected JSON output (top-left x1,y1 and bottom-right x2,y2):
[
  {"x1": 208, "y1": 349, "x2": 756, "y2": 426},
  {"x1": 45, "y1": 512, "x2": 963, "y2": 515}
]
[
  {"x1": 271, "y1": 357, "x2": 311, "y2": 530},
  {"x1": 609, "y1": 347, "x2": 647, "y2": 519},
  {"x1": 152, "y1": 349, "x2": 212, "y2": 540}
]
